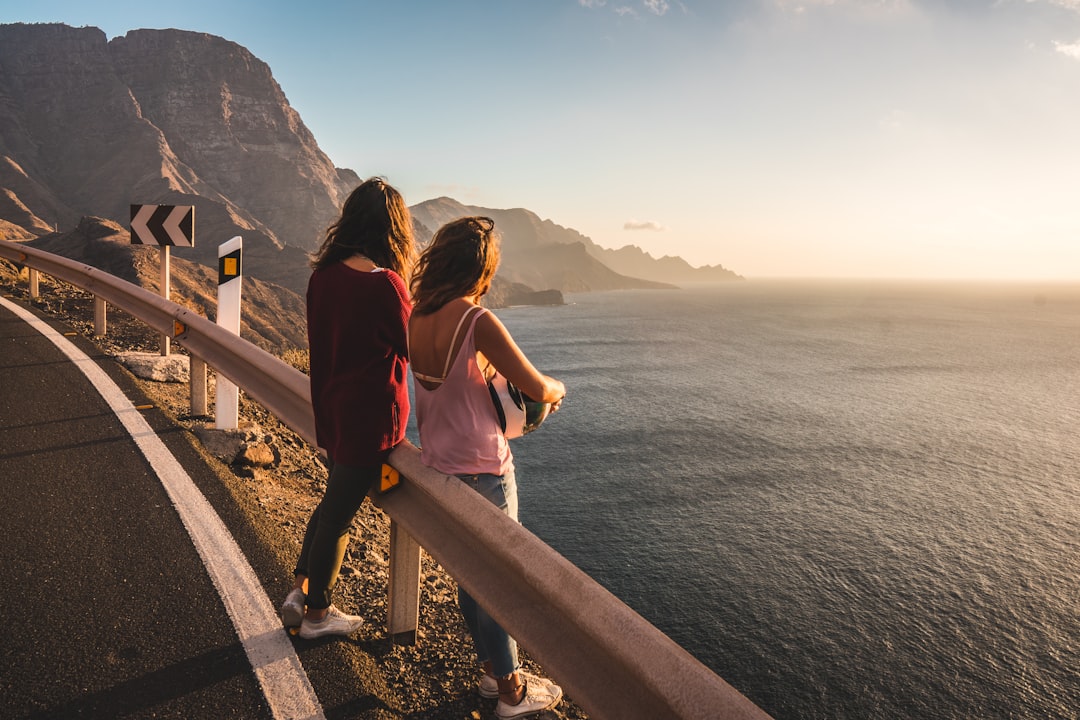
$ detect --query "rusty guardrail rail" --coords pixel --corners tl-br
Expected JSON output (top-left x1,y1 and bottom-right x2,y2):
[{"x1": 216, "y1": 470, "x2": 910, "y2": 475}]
[{"x1": 0, "y1": 238, "x2": 771, "y2": 720}]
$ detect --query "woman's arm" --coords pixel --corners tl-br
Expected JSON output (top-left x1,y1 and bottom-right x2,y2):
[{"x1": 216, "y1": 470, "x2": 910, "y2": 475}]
[{"x1": 474, "y1": 310, "x2": 565, "y2": 407}]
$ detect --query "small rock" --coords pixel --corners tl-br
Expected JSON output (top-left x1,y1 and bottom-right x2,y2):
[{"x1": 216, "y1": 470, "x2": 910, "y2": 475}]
[
  {"x1": 194, "y1": 424, "x2": 246, "y2": 460},
  {"x1": 238, "y1": 441, "x2": 276, "y2": 467},
  {"x1": 115, "y1": 351, "x2": 190, "y2": 382}
]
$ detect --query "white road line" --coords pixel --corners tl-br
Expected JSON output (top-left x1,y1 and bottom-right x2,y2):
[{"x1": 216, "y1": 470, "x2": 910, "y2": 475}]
[{"x1": 2, "y1": 296, "x2": 325, "y2": 720}]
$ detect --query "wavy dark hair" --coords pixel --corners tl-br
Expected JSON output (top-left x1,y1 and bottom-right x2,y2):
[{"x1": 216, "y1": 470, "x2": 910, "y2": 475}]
[
  {"x1": 410, "y1": 216, "x2": 500, "y2": 315},
  {"x1": 309, "y1": 177, "x2": 416, "y2": 280}
]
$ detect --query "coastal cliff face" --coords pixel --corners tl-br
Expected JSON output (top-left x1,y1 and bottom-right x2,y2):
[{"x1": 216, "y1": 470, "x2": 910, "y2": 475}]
[
  {"x1": 410, "y1": 197, "x2": 741, "y2": 290},
  {"x1": 411, "y1": 197, "x2": 675, "y2": 292}
]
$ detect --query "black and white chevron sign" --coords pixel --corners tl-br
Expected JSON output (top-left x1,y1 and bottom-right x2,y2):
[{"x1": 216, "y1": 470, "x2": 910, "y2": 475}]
[{"x1": 130, "y1": 204, "x2": 194, "y2": 247}]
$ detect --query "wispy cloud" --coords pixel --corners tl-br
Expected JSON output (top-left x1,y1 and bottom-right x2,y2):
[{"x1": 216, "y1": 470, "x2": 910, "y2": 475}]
[
  {"x1": 1054, "y1": 38, "x2": 1080, "y2": 59},
  {"x1": 624, "y1": 219, "x2": 666, "y2": 231},
  {"x1": 1045, "y1": 0, "x2": 1080, "y2": 12},
  {"x1": 581, "y1": 0, "x2": 677, "y2": 18},
  {"x1": 772, "y1": 0, "x2": 915, "y2": 16}
]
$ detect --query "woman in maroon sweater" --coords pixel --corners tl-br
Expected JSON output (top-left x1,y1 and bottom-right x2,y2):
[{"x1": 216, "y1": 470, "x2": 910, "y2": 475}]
[{"x1": 280, "y1": 177, "x2": 416, "y2": 639}]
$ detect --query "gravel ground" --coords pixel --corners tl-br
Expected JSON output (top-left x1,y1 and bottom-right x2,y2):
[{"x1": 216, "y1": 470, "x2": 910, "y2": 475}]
[{"x1": 1, "y1": 266, "x2": 588, "y2": 720}]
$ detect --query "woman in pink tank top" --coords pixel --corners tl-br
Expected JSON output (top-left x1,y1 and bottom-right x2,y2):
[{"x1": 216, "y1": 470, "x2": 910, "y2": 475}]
[{"x1": 409, "y1": 216, "x2": 566, "y2": 719}]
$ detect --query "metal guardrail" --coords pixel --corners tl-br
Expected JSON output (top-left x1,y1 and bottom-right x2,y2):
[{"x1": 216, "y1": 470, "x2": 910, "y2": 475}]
[
  {"x1": 0, "y1": 240, "x2": 316, "y2": 445},
  {"x1": 0, "y1": 238, "x2": 772, "y2": 720}
]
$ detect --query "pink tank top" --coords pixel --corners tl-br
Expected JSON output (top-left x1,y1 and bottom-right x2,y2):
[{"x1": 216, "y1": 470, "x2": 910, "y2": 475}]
[{"x1": 412, "y1": 307, "x2": 513, "y2": 476}]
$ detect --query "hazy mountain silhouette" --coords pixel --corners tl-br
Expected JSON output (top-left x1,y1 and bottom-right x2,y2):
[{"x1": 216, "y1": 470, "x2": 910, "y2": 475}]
[
  {"x1": 411, "y1": 198, "x2": 678, "y2": 292},
  {"x1": 411, "y1": 197, "x2": 740, "y2": 288}
]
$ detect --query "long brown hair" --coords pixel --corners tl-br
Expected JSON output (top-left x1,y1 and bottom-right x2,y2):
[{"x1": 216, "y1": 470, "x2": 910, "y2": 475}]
[
  {"x1": 310, "y1": 177, "x2": 416, "y2": 280},
  {"x1": 410, "y1": 216, "x2": 500, "y2": 315}
]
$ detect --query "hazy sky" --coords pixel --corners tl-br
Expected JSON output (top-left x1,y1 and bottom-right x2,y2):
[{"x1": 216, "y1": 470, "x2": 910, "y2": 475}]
[{"x1": 6, "y1": 1, "x2": 1080, "y2": 279}]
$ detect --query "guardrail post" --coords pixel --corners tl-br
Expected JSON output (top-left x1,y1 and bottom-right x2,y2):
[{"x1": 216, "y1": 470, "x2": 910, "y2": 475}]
[
  {"x1": 28, "y1": 268, "x2": 40, "y2": 298},
  {"x1": 159, "y1": 247, "x2": 170, "y2": 356},
  {"x1": 93, "y1": 296, "x2": 107, "y2": 337},
  {"x1": 387, "y1": 518, "x2": 421, "y2": 645},
  {"x1": 190, "y1": 356, "x2": 208, "y2": 417}
]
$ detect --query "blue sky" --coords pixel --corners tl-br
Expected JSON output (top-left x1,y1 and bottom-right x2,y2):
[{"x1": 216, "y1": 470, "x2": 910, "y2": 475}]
[{"x1": 5, "y1": 1, "x2": 1080, "y2": 279}]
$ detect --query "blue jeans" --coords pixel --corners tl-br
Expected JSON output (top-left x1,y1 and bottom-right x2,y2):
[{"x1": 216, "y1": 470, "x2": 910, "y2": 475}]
[{"x1": 456, "y1": 470, "x2": 520, "y2": 676}]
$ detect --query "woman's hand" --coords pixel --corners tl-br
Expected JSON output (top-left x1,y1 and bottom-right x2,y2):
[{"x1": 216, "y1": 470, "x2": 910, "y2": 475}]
[
  {"x1": 550, "y1": 394, "x2": 564, "y2": 413},
  {"x1": 544, "y1": 377, "x2": 566, "y2": 412}
]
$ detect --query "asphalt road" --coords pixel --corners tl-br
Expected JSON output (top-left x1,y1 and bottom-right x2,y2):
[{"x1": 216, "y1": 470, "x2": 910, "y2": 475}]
[{"x1": 0, "y1": 294, "x2": 350, "y2": 719}]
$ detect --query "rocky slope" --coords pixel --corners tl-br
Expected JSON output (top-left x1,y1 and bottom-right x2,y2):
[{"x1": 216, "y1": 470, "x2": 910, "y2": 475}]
[{"x1": 22, "y1": 216, "x2": 309, "y2": 352}]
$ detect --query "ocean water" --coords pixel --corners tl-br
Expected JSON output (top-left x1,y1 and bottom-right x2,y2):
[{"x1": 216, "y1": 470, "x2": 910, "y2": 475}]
[{"x1": 493, "y1": 280, "x2": 1079, "y2": 720}]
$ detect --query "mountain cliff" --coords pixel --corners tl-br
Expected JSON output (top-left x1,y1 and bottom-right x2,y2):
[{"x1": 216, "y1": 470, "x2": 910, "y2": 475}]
[
  {"x1": 0, "y1": 23, "x2": 351, "y2": 295},
  {"x1": 0, "y1": 22, "x2": 739, "y2": 310}
]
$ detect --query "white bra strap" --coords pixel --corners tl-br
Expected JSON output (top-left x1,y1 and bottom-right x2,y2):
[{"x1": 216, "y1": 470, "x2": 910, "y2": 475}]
[{"x1": 441, "y1": 306, "x2": 483, "y2": 378}]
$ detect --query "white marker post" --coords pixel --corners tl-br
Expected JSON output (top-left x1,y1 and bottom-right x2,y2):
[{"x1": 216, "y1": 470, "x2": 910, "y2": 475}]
[{"x1": 216, "y1": 236, "x2": 243, "y2": 430}]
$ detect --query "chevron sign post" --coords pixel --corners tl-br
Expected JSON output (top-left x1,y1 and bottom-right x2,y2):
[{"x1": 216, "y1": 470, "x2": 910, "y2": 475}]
[
  {"x1": 129, "y1": 204, "x2": 194, "y2": 247},
  {"x1": 130, "y1": 204, "x2": 195, "y2": 356}
]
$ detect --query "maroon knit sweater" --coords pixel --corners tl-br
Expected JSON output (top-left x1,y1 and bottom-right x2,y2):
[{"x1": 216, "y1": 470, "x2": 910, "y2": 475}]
[{"x1": 306, "y1": 263, "x2": 411, "y2": 467}]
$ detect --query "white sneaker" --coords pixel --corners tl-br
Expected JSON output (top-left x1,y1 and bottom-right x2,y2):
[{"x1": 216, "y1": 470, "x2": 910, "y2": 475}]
[
  {"x1": 495, "y1": 678, "x2": 563, "y2": 719},
  {"x1": 298, "y1": 605, "x2": 364, "y2": 639},
  {"x1": 479, "y1": 670, "x2": 557, "y2": 699},
  {"x1": 280, "y1": 588, "x2": 305, "y2": 628}
]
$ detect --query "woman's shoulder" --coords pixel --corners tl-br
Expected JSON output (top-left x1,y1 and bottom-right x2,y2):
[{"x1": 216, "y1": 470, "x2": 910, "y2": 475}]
[
  {"x1": 378, "y1": 267, "x2": 407, "y2": 288},
  {"x1": 471, "y1": 304, "x2": 500, "y2": 328},
  {"x1": 376, "y1": 268, "x2": 411, "y2": 304}
]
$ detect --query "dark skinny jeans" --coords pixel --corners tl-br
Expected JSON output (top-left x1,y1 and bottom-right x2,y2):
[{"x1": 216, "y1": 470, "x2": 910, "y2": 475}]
[{"x1": 294, "y1": 459, "x2": 378, "y2": 609}]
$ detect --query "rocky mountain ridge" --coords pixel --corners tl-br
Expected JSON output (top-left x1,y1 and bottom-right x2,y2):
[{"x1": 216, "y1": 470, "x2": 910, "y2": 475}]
[{"x1": 0, "y1": 22, "x2": 740, "y2": 321}]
